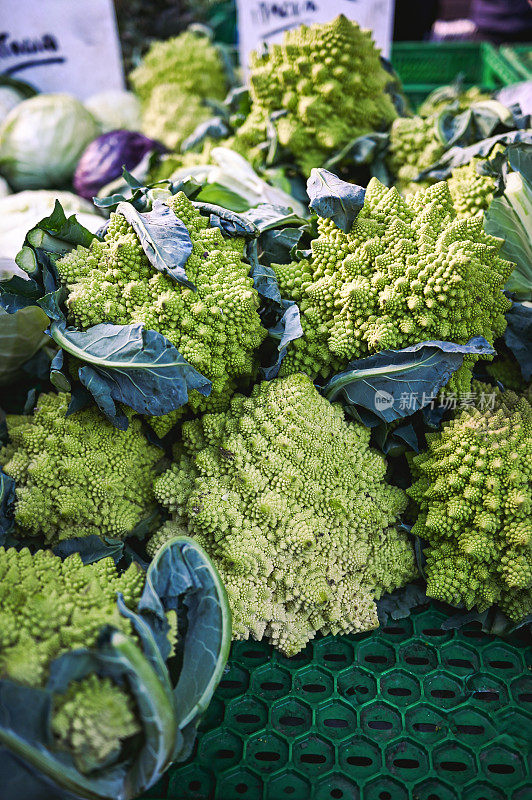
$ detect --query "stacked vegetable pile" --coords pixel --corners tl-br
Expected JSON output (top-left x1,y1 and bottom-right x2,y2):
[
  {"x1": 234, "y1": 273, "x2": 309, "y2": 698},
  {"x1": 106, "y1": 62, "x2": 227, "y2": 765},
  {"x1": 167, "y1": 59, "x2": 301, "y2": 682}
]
[{"x1": 0, "y1": 14, "x2": 531, "y2": 800}]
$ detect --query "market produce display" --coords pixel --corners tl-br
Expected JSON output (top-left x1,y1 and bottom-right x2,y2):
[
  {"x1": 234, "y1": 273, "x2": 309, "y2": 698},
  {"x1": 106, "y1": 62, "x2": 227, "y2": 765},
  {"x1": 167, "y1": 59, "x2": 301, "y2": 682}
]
[{"x1": 0, "y1": 11, "x2": 531, "y2": 800}]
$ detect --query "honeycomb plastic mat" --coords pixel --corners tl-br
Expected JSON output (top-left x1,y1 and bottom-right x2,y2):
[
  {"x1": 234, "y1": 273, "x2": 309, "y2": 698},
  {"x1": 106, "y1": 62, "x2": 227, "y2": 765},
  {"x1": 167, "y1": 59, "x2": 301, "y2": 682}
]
[{"x1": 143, "y1": 603, "x2": 532, "y2": 800}]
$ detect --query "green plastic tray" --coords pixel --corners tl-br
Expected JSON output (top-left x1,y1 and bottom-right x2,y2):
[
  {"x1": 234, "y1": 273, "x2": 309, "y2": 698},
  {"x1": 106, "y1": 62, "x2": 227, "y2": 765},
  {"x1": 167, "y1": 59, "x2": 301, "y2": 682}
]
[
  {"x1": 500, "y1": 44, "x2": 532, "y2": 82},
  {"x1": 391, "y1": 41, "x2": 522, "y2": 107},
  {"x1": 142, "y1": 602, "x2": 531, "y2": 800}
]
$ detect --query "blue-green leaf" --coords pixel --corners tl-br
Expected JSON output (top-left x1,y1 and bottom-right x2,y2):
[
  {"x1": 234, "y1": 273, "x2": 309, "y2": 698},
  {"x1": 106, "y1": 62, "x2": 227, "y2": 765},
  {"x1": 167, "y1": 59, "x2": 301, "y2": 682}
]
[
  {"x1": 504, "y1": 302, "x2": 532, "y2": 381},
  {"x1": 261, "y1": 300, "x2": 303, "y2": 380},
  {"x1": 484, "y1": 143, "x2": 532, "y2": 301},
  {"x1": 52, "y1": 536, "x2": 124, "y2": 565},
  {"x1": 193, "y1": 201, "x2": 259, "y2": 239},
  {"x1": 321, "y1": 338, "x2": 495, "y2": 424},
  {"x1": 248, "y1": 241, "x2": 282, "y2": 305},
  {"x1": 116, "y1": 200, "x2": 194, "y2": 290},
  {"x1": 243, "y1": 204, "x2": 307, "y2": 233},
  {"x1": 0, "y1": 469, "x2": 15, "y2": 545},
  {"x1": 376, "y1": 583, "x2": 428, "y2": 625},
  {"x1": 307, "y1": 168, "x2": 365, "y2": 233},
  {"x1": 146, "y1": 537, "x2": 231, "y2": 762},
  {"x1": 49, "y1": 321, "x2": 211, "y2": 429},
  {"x1": 418, "y1": 130, "x2": 532, "y2": 181}
]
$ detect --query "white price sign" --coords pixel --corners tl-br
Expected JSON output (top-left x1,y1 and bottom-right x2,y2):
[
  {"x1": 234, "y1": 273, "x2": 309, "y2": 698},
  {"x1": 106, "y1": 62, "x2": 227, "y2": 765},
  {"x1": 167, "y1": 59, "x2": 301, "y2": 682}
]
[
  {"x1": 236, "y1": 0, "x2": 395, "y2": 72},
  {"x1": 0, "y1": 0, "x2": 124, "y2": 99}
]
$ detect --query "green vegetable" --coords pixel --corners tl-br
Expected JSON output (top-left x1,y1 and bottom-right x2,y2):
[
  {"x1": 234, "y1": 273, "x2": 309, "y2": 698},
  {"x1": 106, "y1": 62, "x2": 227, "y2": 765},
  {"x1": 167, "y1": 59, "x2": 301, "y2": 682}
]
[
  {"x1": 408, "y1": 386, "x2": 531, "y2": 622},
  {"x1": 0, "y1": 392, "x2": 161, "y2": 544},
  {"x1": 447, "y1": 153, "x2": 498, "y2": 218},
  {"x1": 0, "y1": 94, "x2": 99, "y2": 191},
  {"x1": 0, "y1": 536, "x2": 231, "y2": 800},
  {"x1": 484, "y1": 143, "x2": 532, "y2": 301},
  {"x1": 130, "y1": 30, "x2": 229, "y2": 150},
  {"x1": 0, "y1": 190, "x2": 102, "y2": 260},
  {"x1": 56, "y1": 192, "x2": 267, "y2": 434},
  {"x1": 232, "y1": 15, "x2": 397, "y2": 175},
  {"x1": 151, "y1": 373, "x2": 416, "y2": 656},
  {"x1": 387, "y1": 115, "x2": 445, "y2": 195},
  {"x1": 273, "y1": 177, "x2": 513, "y2": 392},
  {"x1": 417, "y1": 85, "x2": 490, "y2": 119},
  {"x1": 0, "y1": 304, "x2": 49, "y2": 386}
]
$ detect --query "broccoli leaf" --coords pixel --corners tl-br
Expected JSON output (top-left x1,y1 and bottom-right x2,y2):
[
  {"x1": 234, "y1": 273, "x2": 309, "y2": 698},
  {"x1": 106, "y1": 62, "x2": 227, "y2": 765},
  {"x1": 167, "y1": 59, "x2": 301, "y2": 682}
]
[
  {"x1": 321, "y1": 338, "x2": 495, "y2": 424},
  {"x1": 49, "y1": 321, "x2": 211, "y2": 430},
  {"x1": 140, "y1": 536, "x2": 232, "y2": 761},
  {"x1": 192, "y1": 201, "x2": 259, "y2": 239},
  {"x1": 417, "y1": 130, "x2": 532, "y2": 181},
  {"x1": 260, "y1": 300, "x2": 303, "y2": 380},
  {"x1": 0, "y1": 201, "x2": 97, "y2": 316},
  {"x1": 248, "y1": 241, "x2": 282, "y2": 304},
  {"x1": 504, "y1": 302, "x2": 532, "y2": 381},
  {"x1": 307, "y1": 168, "x2": 365, "y2": 233},
  {"x1": 373, "y1": 421, "x2": 420, "y2": 456},
  {"x1": 0, "y1": 468, "x2": 15, "y2": 545},
  {"x1": 376, "y1": 583, "x2": 429, "y2": 625},
  {"x1": 243, "y1": 204, "x2": 307, "y2": 233},
  {"x1": 116, "y1": 200, "x2": 195, "y2": 290},
  {"x1": 484, "y1": 142, "x2": 532, "y2": 301},
  {"x1": 441, "y1": 606, "x2": 531, "y2": 638},
  {"x1": 258, "y1": 227, "x2": 303, "y2": 267},
  {"x1": 52, "y1": 536, "x2": 125, "y2": 565}
]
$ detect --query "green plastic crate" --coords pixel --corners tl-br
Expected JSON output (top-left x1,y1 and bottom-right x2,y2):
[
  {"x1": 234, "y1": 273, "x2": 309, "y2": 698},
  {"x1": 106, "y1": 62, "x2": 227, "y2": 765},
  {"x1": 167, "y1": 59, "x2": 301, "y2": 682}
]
[
  {"x1": 500, "y1": 44, "x2": 532, "y2": 82},
  {"x1": 391, "y1": 41, "x2": 522, "y2": 107},
  {"x1": 143, "y1": 602, "x2": 531, "y2": 800}
]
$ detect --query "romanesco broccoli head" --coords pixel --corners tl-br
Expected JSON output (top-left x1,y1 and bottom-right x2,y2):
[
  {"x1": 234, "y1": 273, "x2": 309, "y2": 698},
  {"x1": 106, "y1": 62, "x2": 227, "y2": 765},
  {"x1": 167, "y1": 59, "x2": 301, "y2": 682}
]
[
  {"x1": 408, "y1": 388, "x2": 532, "y2": 621},
  {"x1": 0, "y1": 546, "x2": 149, "y2": 773},
  {"x1": 273, "y1": 178, "x2": 514, "y2": 392},
  {"x1": 447, "y1": 155, "x2": 498, "y2": 218},
  {"x1": 56, "y1": 193, "x2": 267, "y2": 433},
  {"x1": 152, "y1": 374, "x2": 416, "y2": 656},
  {"x1": 0, "y1": 392, "x2": 161, "y2": 544},
  {"x1": 387, "y1": 115, "x2": 445, "y2": 195},
  {"x1": 234, "y1": 15, "x2": 397, "y2": 175},
  {"x1": 130, "y1": 30, "x2": 228, "y2": 150}
]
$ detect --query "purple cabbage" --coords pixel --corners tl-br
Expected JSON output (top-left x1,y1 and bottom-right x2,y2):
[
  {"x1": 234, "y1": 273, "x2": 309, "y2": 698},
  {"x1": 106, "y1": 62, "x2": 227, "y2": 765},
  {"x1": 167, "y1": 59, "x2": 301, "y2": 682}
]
[{"x1": 73, "y1": 129, "x2": 165, "y2": 200}]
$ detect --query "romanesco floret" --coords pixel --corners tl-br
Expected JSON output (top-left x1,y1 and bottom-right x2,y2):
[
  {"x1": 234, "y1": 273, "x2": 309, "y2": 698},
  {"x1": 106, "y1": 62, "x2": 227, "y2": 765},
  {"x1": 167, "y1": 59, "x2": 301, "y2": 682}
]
[
  {"x1": 408, "y1": 388, "x2": 532, "y2": 620},
  {"x1": 0, "y1": 392, "x2": 161, "y2": 544},
  {"x1": 130, "y1": 30, "x2": 228, "y2": 150},
  {"x1": 273, "y1": 178, "x2": 514, "y2": 392},
  {"x1": 56, "y1": 193, "x2": 267, "y2": 433},
  {"x1": 152, "y1": 374, "x2": 416, "y2": 656},
  {"x1": 448, "y1": 156, "x2": 498, "y2": 218},
  {"x1": 52, "y1": 674, "x2": 140, "y2": 775},
  {"x1": 232, "y1": 15, "x2": 397, "y2": 175},
  {"x1": 0, "y1": 547, "x2": 146, "y2": 772}
]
